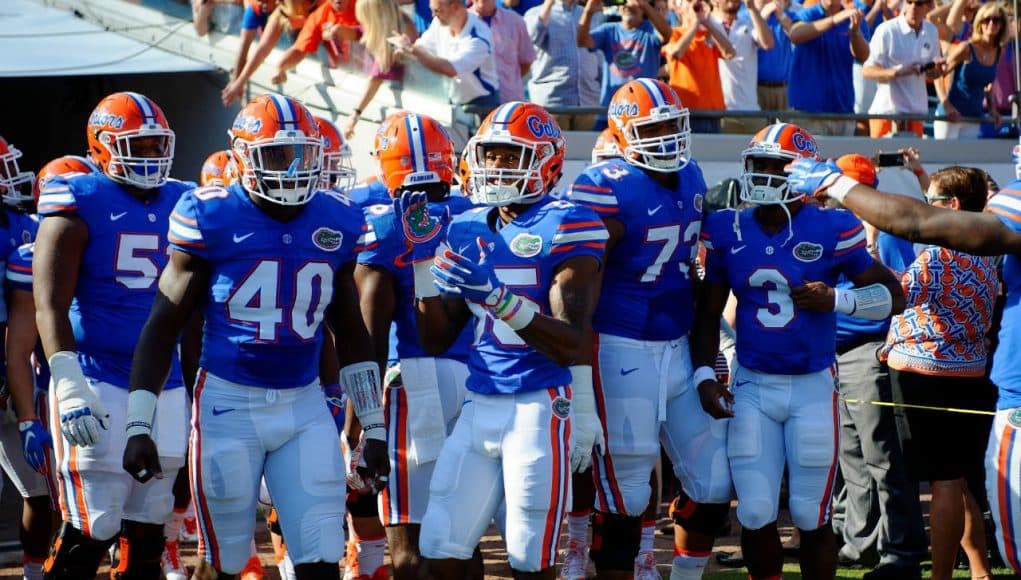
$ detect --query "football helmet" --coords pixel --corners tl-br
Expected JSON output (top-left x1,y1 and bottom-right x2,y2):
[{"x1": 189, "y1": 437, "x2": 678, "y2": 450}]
[
  {"x1": 0, "y1": 136, "x2": 36, "y2": 208},
  {"x1": 199, "y1": 150, "x2": 238, "y2": 188},
  {"x1": 229, "y1": 94, "x2": 323, "y2": 206},
  {"x1": 591, "y1": 127, "x2": 621, "y2": 164},
  {"x1": 373, "y1": 112, "x2": 455, "y2": 194},
  {"x1": 457, "y1": 149, "x2": 473, "y2": 198},
  {"x1": 606, "y1": 79, "x2": 690, "y2": 172},
  {"x1": 87, "y1": 92, "x2": 175, "y2": 189},
  {"x1": 34, "y1": 155, "x2": 96, "y2": 202},
  {"x1": 466, "y1": 101, "x2": 565, "y2": 206},
  {"x1": 315, "y1": 116, "x2": 356, "y2": 191},
  {"x1": 741, "y1": 122, "x2": 820, "y2": 205}
]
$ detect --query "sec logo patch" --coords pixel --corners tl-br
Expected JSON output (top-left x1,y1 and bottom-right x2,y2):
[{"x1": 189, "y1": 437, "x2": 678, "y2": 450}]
[{"x1": 552, "y1": 397, "x2": 571, "y2": 420}]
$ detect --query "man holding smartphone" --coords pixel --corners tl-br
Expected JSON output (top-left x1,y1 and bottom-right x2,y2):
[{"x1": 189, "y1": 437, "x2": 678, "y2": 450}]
[{"x1": 862, "y1": 0, "x2": 943, "y2": 137}]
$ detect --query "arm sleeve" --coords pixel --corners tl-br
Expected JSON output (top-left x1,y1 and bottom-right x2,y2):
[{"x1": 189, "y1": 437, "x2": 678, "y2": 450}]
[
  {"x1": 355, "y1": 209, "x2": 400, "y2": 274},
  {"x1": 987, "y1": 190, "x2": 1021, "y2": 233},
  {"x1": 5, "y1": 245, "x2": 33, "y2": 293},
  {"x1": 293, "y1": 11, "x2": 325, "y2": 53},
  {"x1": 448, "y1": 35, "x2": 492, "y2": 76},
  {"x1": 550, "y1": 203, "x2": 609, "y2": 266},
  {"x1": 525, "y1": 8, "x2": 547, "y2": 45},
  {"x1": 516, "y1": 17, "x2": 537, "y2": 64},
  {"x1": 37, "y1": 176, "x2": 80, "y2": 216},
  {"x1": 863, "y1": 24, "x2": 886, "y2": 67}
]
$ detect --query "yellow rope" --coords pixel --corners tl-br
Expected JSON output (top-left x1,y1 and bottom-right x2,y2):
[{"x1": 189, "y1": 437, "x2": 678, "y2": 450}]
[{"x1": 842, "y1": 398, "x2": 996, "y2": 416}]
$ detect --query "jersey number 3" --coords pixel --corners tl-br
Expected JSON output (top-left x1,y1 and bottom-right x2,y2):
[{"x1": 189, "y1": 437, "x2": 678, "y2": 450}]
[
  {"x1": 749, "y1": 268, "x2": 795, "y2": 329},
  {"x1": 227, "y1": 260, "x2": 335, "y2": 341}
]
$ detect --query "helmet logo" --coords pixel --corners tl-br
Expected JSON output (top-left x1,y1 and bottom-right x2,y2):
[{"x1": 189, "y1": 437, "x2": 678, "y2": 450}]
[
  {"x1": 312, "y1": 227, "x2": 344, "y2": 251},
  {"x1": 232, "y1": 115, "x2": 263, "y2": 133},
  {"x1": 608, "y1": 102, "x2": 640, "y2": 118},
  {"x1": 790, "y1": 132, "x2": 816, "y2": 155},
  {"x1": 526, "y1": 116, "x2": 561, "y2": 139},
  {"x1": 89, "y1": 112, "x2": 124, "y2": 129},
  {"x1": 510, "y1": 233, "x2": 543, "y2": 257}
]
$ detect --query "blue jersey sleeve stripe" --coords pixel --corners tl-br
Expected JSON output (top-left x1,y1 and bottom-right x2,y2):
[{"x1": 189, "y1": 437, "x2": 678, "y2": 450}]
[
  {"x1": 552, "y1": 230, "x2": 610, "y2": 245},
  {"x1": 6, "y1": 270, "x2": 31, "y2": 285},
  {"x1": 169, "y1": 220, "x2": 203, "y2": 243},
  {"x1": 550, "y1": 241, "x2": 606, "y2": 254},
  {"x1": 834, "y1": 229, "x2": 866, "y2": 252}
]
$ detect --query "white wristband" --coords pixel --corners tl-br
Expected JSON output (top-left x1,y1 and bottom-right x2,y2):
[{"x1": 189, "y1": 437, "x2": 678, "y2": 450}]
[
  {"x1": 826, "y1": 175, "x2": 859, "y2": 203},
  {"x1": 833, "y1": 287, "x2": 857, "y2": 314},
  {"x1": 125, "y1": 390, "x2": 158, "y2": 438},
  {"x1": 490, "y1": 292, "x2": 537, "y2": 331},
  {"x1": 413, "y1": 260, "x2": 440, "y2": 299},
  {"x1": 693, "y1": 365, "x2": 717, "y2": 387}
]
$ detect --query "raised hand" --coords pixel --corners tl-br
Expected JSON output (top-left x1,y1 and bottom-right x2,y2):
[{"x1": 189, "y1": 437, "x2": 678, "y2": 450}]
[
  {"x1": 393, "y1": 190, "x2": 449, "y2": 263},
  {"x1": 786, "y1": 157, "x2": 844, "y2": 197}
]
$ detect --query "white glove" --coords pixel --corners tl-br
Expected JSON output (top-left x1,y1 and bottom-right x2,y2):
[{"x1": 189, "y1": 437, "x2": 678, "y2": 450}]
[
  {"x1": 50, "y1": 351, "x2": 109, "y2": 447},
  {"x1": 569, "y1": 365, "x2": 604, "y2": 473}
]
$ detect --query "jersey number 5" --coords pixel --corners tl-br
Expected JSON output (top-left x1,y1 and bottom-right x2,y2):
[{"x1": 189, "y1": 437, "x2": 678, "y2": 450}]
[{"x1": 226, "y1": 260, "x2": 335, "y2": 341}]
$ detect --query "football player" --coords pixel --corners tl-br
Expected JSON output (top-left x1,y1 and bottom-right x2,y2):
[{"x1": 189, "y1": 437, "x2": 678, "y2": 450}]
[
  {"x1": 786, "y1": 143, "x2": 1021, "y2": 576},
  {"x1": 33, "y1": 92, "x2": 193, "y2": 579},
  {"x1": 121, "y1": 94, "x2": 387, "y2": 580},
  {"x1": 409, "y1": 102, "x2": 607, "y2": 578},
  {"x1": 354, "y1": 112, "x2": 474, "y2": 580},
  {"x1": 696, "y1": 123, "x2": 904, "y2": 579},
  {"x1": 565, "y1": 78, "x2": 726, "y2": 580}
]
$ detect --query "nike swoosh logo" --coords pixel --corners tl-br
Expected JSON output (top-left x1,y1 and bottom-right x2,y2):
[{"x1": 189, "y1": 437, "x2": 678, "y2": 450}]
[
  {"x1": 735, "y1": 380, "x2": 751, "y2": 387},
  {"x1": 233, "y1": 233, "x2": 254, "y2": 243},
  {"x1": 621, "y1": 367, "x2": 639, "y2": 376},
  {"x1": 110, "y1": 212, "x2": 127, "y2": 221},
  {"x1": 647, "y1": 205, "x2": 663, "y2": 216},
  {"x1": 211, "y1": 407, "x2": 235, "y2": 416},
  {"x1": 730, "y1": 245, "x2": 746, "y2": 254}
]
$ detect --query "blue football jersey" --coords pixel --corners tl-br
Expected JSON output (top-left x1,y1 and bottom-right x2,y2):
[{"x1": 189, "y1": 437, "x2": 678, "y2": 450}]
[
  {"x1": 986, "y1": 184, "x2": 1021, "y2": 409},
  {"x1": 445, "y1": 198, "x2": 608, "y2": 395},
  {"x1": 168, "y1": 185, "x2": 366, "y2": 388},
  {"x1": 701, "y1": 205, "x2": 874, "y2": 375},
  {"x1": 37, "y1": 173, "x2": 191, "y2": 390},
  {"x1": 4, "y1": 211, "x2": 37, "y2": 250},
  {"x1": 567, "y1": 158, "x2": 707, "y2": 340},
  {"x1": 345, "y1": 180, "x2": 391, "y2": 209},
  {"x1": 358, "y1": 192, "x2": 475, "y2": 362}
]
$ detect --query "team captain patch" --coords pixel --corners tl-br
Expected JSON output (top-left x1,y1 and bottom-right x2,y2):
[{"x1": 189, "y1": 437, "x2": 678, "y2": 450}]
[{"x1": 313, "y1": 227, "x2": 343, "y2": 251}]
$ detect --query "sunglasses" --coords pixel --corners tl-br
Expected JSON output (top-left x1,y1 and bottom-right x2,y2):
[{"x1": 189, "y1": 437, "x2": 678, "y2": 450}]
[
  {"x1": 904, "y1": 0, "x2": 933, "y2": 5},
  {"x1": 926, "y1": 194, "x2": 953, "y2": 204},
  {"x1": 981, "y1": 17, "x2": 1004, "y2": 24}
]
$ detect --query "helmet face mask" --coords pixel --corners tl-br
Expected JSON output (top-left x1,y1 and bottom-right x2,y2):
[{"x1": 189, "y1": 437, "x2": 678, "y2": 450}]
[
  {"x1": 466, "y1": 102, "x2": 565, "y2": 207},
  {"x1": 0, "y1": 142, "x2": 35, "y2": 208},
  {"x1": 620, "y1": 110, "x2": 690, "y2": 172},
  {"x1": 236, "y1": 135, "x2": 322, "y2": 206}
]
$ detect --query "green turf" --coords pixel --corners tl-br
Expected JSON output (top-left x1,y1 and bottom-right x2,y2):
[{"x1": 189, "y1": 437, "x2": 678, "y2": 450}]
[{"x1": 703, "y1": 564, "x2": 1018, "y2": 578}]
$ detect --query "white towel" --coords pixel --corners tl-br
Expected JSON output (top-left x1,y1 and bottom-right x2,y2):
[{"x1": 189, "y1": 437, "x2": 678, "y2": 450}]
[{"x1": 398, "y1": 357, "x2": 448, "y2": 466}]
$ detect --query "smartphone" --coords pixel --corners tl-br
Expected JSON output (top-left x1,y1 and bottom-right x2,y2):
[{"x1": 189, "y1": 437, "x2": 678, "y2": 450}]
[
  {"x1": 604, "y1": 0, "x2": 628, "y2": 6},
  {"x1": 877, "y1": 152, "x2": 904, "y2": 168}
]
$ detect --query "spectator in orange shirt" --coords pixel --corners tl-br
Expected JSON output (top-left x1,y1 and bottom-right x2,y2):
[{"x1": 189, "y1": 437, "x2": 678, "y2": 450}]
[
  {"x1": 222, "y1": 0, "x2": 334, "y2": 105},
  {"x1": 271, "y1": 0, "x2": 362, "y2": 83},
  {"x1": 663, "y1": 0, "x2": 735, "y2": 133}
]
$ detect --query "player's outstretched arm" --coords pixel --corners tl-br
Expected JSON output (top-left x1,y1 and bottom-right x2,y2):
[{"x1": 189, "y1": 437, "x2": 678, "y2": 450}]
[
  {"x1": 691, "y1": 280, "x2": 734, "y2": 419},
  {"x1": 329, "y1": 260, "x2": 390, "y2": 484},
  {"x1": 790, "y1": 158, "x2": 1021, "y2": 256},
  {"x1": 124, "y1": 249, "x2": 211, "y2": 484}
]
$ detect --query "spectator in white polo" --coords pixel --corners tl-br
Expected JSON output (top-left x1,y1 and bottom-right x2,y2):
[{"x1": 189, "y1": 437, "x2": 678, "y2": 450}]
[
  {"x1": 390, "y1": 0, "x2": 501, "y2": 117},
  {"x1": 714, "y1": 0, "x2": 775, "y2": 134},
  {"x1": 471, "y1": 0, "x2": 537, "y2": 102},
  {"x1": 862, "y1": 0, "x2": 943, "y2": 137}
]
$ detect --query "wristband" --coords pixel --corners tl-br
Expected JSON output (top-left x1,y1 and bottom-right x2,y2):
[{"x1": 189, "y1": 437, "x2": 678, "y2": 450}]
[
  {"x1": 125, "y1": 390, "x2": 158, "y2": 438},
  {"x1": 490, "y1": 291, "x2": 537, "y2": 331},
  {"x1": 833, "y1": 287, "x2": 856, "y2": 315},
  {"x1": 826, "y1": 175, "x2": 859, "y2": 203},
  {"x1": 693, "y1": 365, "x2": 717, "y2": 387}
]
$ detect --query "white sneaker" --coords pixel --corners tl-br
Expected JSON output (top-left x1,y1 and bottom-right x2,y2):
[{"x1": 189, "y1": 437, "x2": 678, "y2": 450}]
[
  {"x1": 558, "y1": 539, "x2": 595, "y2": 579},
  {"x1": 162, "y1": 541, "x2": 188, "y2": 580},
  {"x1": 634, "y1": 550, "x2": 660, "y2": 580}
]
